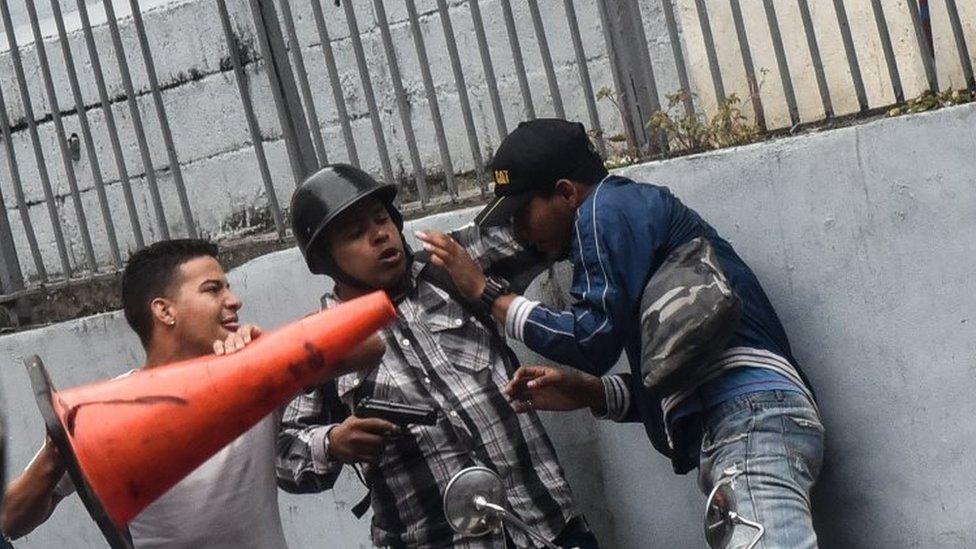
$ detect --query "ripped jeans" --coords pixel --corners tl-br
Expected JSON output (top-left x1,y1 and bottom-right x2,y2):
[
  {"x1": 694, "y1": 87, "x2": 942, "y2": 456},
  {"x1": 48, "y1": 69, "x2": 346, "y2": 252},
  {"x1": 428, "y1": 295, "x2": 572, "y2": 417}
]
[{"x1": 698, "y1": 390, "x2": 824, "y2": 549}]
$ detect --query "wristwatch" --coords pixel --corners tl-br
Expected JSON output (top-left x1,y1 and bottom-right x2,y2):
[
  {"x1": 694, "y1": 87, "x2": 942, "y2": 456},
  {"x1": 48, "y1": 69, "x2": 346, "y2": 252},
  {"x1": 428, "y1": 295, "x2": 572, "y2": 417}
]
[{"x1": 478, "y1": 275, "x2": 511, "y2": 312}]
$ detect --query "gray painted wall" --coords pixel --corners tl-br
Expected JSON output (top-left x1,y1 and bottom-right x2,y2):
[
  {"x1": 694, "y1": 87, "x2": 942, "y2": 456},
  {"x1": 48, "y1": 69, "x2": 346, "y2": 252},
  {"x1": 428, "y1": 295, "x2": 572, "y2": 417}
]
[{"x1": 2, "y1": 103, "x2": 975, "y2": 547}]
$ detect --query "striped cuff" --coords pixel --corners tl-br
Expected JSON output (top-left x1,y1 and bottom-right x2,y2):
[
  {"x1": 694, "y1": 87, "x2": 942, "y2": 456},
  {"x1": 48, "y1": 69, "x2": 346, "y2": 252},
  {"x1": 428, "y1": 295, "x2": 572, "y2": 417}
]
[
  {"x1": 310, "y1": 424, "x2": 339, "y2": 473},
  {"x1": 504, "y1": 295, "x2": 540, "y2": 342},
  {"x1": 592, "y1": 374, "x2": 631, "y2": 422}
]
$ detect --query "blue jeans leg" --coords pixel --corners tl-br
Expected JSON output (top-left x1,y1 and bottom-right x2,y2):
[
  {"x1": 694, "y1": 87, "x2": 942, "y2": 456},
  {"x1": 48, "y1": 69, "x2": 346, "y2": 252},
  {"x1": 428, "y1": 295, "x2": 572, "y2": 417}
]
[{"x1": 698, "y1": 391, "x2": 824, "y2": 549}]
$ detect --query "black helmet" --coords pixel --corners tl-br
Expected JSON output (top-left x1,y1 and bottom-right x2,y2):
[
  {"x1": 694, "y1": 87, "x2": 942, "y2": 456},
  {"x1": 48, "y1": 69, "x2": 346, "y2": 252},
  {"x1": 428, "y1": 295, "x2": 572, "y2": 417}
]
[{"x1": 291, "y1": 164, "x2": 402, "y2": 275}]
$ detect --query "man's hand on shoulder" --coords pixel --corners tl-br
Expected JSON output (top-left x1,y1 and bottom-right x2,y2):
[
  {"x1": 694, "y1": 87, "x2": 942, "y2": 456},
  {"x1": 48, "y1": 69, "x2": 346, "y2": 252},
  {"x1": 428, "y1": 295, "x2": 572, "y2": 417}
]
[{"x1": 414, "y1": 230, "x2": 487, "y2": 302}]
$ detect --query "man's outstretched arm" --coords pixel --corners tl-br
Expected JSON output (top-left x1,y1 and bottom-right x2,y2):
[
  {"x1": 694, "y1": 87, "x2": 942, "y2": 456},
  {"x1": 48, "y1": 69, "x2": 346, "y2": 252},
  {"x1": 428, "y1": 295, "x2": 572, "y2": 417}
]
[{"x1": 2, "y1": 438, "x2": 68, "y2": 539}]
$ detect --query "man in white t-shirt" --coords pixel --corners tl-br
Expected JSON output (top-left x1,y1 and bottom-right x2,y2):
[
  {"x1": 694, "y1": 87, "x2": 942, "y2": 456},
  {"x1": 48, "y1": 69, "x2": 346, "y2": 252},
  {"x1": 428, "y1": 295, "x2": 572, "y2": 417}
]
[{"x1": 0, "y1": 239, "x2": 383, "y2": 547}]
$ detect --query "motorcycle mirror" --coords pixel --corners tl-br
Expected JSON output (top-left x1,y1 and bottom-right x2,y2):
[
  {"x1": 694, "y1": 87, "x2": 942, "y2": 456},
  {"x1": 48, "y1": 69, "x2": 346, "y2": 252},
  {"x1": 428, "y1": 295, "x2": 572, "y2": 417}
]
[
  {"x1": 704, "y1": 481, "x2": 736, "y2": 548},
  {"x1": 704, "y1": 474, "x2": 766, "y2": 549},
  {"x1": 443, "y1": 466, "x2": 505, "y2": 537},
  {"x1": 443, "y1": 467, "x2": 562, "y2": 549}
]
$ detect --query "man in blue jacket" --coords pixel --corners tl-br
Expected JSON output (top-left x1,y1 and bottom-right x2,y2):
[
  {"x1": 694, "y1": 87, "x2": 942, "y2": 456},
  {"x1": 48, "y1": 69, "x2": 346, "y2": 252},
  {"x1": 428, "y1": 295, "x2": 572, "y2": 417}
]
[{"x1": 416, "y1": 119, "x2": 824, "y2": 548}]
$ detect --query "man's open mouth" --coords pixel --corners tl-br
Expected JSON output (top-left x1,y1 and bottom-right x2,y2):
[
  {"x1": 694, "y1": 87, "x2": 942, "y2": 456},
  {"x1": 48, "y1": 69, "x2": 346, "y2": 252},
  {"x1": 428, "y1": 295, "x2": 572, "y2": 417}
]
[{"x1": 378, "y1": 248, "x2": 402, "y2": 264}]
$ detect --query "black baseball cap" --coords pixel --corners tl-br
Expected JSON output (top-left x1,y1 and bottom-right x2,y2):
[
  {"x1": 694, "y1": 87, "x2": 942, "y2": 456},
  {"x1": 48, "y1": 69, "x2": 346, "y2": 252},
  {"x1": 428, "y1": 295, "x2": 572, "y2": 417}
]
[{"x1": 474, "y1": 118, "x2": 604, "y2": 227}]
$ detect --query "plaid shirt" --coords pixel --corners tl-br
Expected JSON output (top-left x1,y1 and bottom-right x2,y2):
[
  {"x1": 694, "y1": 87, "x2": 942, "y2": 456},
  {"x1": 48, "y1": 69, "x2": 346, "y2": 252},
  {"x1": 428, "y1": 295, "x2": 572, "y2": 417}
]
[{"x1": 276, "y1": 224, "x2": 579, "y2": 548}]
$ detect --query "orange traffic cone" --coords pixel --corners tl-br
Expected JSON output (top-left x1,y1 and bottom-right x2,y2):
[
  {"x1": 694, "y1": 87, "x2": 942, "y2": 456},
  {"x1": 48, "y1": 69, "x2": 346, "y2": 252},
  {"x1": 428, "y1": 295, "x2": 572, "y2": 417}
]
[{"x1": 27, "y1": 291, "x2": 395, "y2": 548}]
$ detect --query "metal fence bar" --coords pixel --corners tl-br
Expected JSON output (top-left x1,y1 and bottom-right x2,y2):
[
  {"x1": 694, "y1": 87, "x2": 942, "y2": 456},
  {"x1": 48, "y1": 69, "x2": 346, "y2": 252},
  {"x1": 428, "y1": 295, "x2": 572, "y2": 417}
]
[
  {"x1": 563, "y1": 0, "x2": 605, "y2": 156},
  {"x1": 340, "y1": 0, "x2": 395, "y2": 186},
  {"x1": 26, "y1": 0, "x2": 97, "y2": 272},
  {"x1": 729, "y1": 0, "x2": 766, "y2": 130},
  {"x1": 310, "y1": 0, "x2": 360, "y2": 167},
  {"x1": 499, "y1": 0, "x2": 536, "y2": 120},
  {"x1": 797, "y1": 0, "x2": 834, "y2": 118},
  {"x1": 278, "y1": 0, "x2": 327, "y2": 165},
  {"x1": 0, "y1": 0, "x2": 72, "y2": 275},
  {"x1": 373, "y1": 0, "x2": 429, "y2": 205},
  {"x1": 905, "y1": 0, "x2": 938, "y2": 91},
  {"x1": 435, "y1": 0, "x2": 487, "y2": 191},
  {"x1": 0, "y1": 180, "x2": 24, "y2": 293},
  {"x1": 527, "y1": 0, "x2": 565, "y2": 119},
  {"x1": 831, "y1": 0, "x2": 869, "y2": 111},
  {"x1": 595, "y1": 0, "x2": 638, "y2": 150},
  {"x1": 599, "y1": 1, "x2": 664, "y2": 153},
  {"x1": 50, "y1": 0, "x2": 121, "y2": 267},
  {"x1": 216, "y1": 0, "x2": 285, "y2": 239},
  {"x1": 129, "y1": 0, "x2": 196, "y2": 238},
  {"x1": 249, "y1": 0, "x2": 318, "y2": 184},
  {"x1": 627, "y1": 2, "x2": 667, "y2": 153},
  {"x1": 469, "y1": 0, "x2": 507, "y2": 141},
  {"x1": 660, "y1": 0, "x2": 695, "y2": 118},
  {"x1": 762, "y1": 0, "x2": 800, "y2": 126},
  {"x1": 404, "y1": 0, "x2": 457, "y2": 198},
  {"x1": 869, "y1": 0, "x2": 905, "y2": 103},
  {"x1": 102, "y1": 0, "x2": 170, "y2": 239},
  {"x1": 0, "y1": 86, "x2": 45, "y2": 279},
  {"x1": 944, "y1": 0, "x2": 975, "y2": 90},
  {"x1": 692, "y1": 0, "x2": 726, "y2": 107},
  {"x1": 76, "y1": 0, "x2": 144, "y2": 249}
]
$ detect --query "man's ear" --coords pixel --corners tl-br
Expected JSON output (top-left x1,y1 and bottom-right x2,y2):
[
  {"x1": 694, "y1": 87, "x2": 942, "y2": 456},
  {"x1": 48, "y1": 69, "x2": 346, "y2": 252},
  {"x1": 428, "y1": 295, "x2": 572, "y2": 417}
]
[
  {"x1": 150, "y1": 297, "x2": 176, "y2": 328},
  {"x1": 554, "y1": 178, "x2": 577, "y2": 202}
]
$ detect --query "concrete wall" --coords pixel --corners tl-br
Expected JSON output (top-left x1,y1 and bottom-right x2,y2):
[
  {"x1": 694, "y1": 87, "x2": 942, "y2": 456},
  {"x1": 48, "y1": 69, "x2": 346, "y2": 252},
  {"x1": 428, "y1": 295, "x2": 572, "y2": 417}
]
[{"x1": 1, "y1": 93, "x2": 975, "y2": 548}]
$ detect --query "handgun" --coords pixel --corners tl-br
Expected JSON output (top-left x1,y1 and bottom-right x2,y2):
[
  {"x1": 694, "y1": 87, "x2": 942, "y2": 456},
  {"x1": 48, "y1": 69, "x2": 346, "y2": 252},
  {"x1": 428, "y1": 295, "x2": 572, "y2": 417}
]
[{"x1": 355, "y1": 398, "x2": 438, "y2": 428}]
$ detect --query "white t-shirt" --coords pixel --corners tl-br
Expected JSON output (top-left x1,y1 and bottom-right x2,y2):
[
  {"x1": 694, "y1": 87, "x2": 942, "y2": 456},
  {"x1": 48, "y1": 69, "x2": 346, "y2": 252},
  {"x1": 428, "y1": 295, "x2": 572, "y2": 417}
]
[{"x1": 54, "y1": 413, "x2": 288, "y2": 549}]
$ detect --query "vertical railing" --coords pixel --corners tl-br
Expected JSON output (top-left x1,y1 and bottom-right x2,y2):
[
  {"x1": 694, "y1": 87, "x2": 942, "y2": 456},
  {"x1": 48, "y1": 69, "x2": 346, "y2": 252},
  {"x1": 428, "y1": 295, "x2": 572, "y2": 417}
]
[
  {"x1": 944, "y1": 0, "x2": 974, "y2": 90},
  {"x1": 469, "y1": 0, "x2": 507, "y2": 142},
  {"x1": 729, "y1": 0, "x2": 767, "y2": 130},
  {"x1": 129, "y1": 0, "x2": 197, "y2": 238},
  {"x1": 373, "y1": 0, "x2": 428, "y2": 205},
  {"x1": 309, "y1": 0, "x2": 360, "y2": 167},
  {"x1": 341, "y1": 0, "x2": 395, "y2": 187},
  {"x1": 216, "y1": 0, "x2": 286, "y2": 239},
  {"x1": 1, "y1": 0, "x2": 73, "y2": 276},
  {"x1": 0, "y1": 69, "x2": 46, "y2": 282},
  {"x1": 435, "y1": 0, "x2": 488, "y2": 192},
  {"x1": 832, "y1": 0, "x2": 870, "y2": 112},
  {"x1": 797, "y1": 0, "x2": 834, "y2": 119},
  {"x1": 77, "y1": 0, "x2": 145, "y2": 249},
  {"x1": 25, "y1": 0, "x2": 97, "y2": 272},
  {"x1": 404, "y1": 0, "x2": 457, "y2": 199},
  {"x1": 0, "y1": 0, "x2": 973, "y2": 306},
  {"x1": 250, "y1": 0, "x2": 318, "y2": 185},
  {"x1": 50, "y1": 0, "x2": 121, "y2": 267}
]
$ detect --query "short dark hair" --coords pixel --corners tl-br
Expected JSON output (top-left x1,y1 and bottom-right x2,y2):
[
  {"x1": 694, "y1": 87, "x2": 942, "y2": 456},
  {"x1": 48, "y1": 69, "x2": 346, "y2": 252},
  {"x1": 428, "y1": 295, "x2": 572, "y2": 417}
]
[{"x1": 122, "y1": 239, "x2": 219, "y2": 346}]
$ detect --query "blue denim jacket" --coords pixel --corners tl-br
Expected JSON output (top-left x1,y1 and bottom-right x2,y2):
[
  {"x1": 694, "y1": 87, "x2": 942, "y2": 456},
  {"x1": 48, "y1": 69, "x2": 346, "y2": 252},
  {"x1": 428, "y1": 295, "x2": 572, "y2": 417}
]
[{"x1": 511, "y1": 175, "x2": 813, "y2": 463}]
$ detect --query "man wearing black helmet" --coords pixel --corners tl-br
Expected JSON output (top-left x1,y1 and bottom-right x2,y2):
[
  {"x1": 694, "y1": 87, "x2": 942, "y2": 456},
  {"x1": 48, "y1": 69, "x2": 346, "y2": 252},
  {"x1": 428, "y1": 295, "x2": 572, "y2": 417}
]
[{"x1": 276, "y1": 164, "x2": 597, "y2": 548}]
